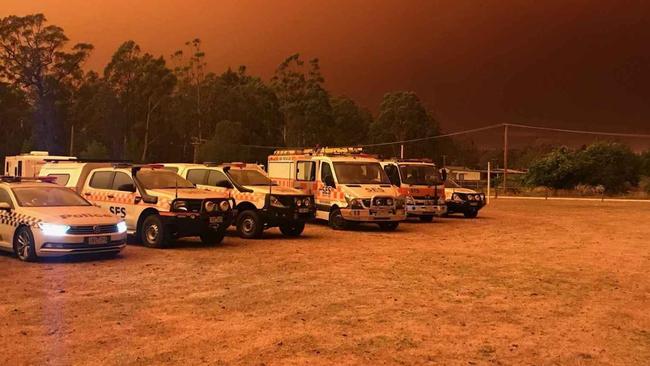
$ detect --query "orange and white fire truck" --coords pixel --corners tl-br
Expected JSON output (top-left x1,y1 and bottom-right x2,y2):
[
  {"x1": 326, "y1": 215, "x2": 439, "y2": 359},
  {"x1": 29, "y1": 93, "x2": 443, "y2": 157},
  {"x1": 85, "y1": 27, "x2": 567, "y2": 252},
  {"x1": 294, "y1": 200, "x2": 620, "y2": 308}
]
[
  {"x1": 39, "y1": 162, "x2": 234, "y2": 247},
  {"x1": 267, "y1": 147, "x2": 405, "y2": 230},
  {"x1": 162, "y1": 163, "x2": 315, "y2": 238},
  {"x1": 380, "y1": 159, "x2": 447, "y2": 222}
]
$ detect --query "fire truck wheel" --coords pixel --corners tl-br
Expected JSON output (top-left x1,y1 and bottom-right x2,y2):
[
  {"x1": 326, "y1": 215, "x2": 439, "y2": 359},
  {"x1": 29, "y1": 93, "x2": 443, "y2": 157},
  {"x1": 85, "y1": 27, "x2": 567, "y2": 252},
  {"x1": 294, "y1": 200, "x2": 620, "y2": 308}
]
[
  {"x1": 237, "y1": 210, "x2": 264, "y2": 239},
  {"x1": 464, "y1": 209, "x2": 478, "y2": 218},
  {"x1": 279, "y1": 221, "x2": 305, "y2": 236},
  {"x1": 141, "y1": 214, "x2": 168, "y2": 248},
  {"x1": 419, "y1": 215, "x2": 434, "y2": 222},
  {"x1": 200, "y1": 226, "x2": 227, "y2": 245},
  {"x1": 14, "y1": 226, "x2": 37, "y2": 262},
  {"x1": 329, "y1": 209, "x2": 348, "y2": 230},
  {"x1": 378, "y1": 222, "x2": 399, "y2": 231}
]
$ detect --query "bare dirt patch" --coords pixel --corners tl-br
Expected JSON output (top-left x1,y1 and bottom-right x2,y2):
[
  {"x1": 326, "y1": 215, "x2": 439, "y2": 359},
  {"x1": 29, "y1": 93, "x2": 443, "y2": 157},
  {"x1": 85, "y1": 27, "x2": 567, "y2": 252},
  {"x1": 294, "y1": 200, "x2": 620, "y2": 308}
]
[{"x1": 1, "y1": 199, "x2": 648, "y2": 365}]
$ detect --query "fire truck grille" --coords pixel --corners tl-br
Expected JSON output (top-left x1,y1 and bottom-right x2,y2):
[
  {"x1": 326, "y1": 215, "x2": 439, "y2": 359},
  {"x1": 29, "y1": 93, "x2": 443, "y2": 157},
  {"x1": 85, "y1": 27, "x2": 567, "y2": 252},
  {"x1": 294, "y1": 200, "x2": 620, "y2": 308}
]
[{"x1": 67, "y1": 224, "x2": 118, "y2": 235}]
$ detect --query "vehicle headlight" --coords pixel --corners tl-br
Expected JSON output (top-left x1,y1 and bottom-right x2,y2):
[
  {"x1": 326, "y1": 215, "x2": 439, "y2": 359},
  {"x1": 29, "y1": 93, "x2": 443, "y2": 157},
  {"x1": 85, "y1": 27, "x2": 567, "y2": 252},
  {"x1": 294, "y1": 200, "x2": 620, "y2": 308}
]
[
  {"x1": 117, "y1": 221, "x2": 127, "y2": 234},
  {"x1": 452, "y1": 193, "x2": 460, "y2": 201},
  {"x1": 173, "y1": 200, "x2": 188, "y2": 212},
  {"x1": 475, "y1": 194, "x2": 482, "y2": 201},
  {"x1": 386, "y1": 198, "x2": 394, "y2": 206},
  {"x1": 38, "y1": 222, "x2": 70, "y2": 236},
  {"x1": 349, "y1": 198, "x2": 364, "y2": 209},
  {"x1": 204, "y1": 200, "x2": 216, "y2": 212},
  {"x1": 295, "y1": 197, "x2": 303, "y2": 207},
  {"x1": 269, "y1": 195, "x2": 285, "y2": 208},
  {"x1": 405, "y1": 196, "x2": 415, "y2": 205},
  {"x1": 219, "y1": 200, "x2": 231, "y2": 211},
  {"x1": 467, "y1": 194, "x2": 475, "y2": 201},
  {"x1": 303, "y1": 197, "x2": 312, "y2": 207}
]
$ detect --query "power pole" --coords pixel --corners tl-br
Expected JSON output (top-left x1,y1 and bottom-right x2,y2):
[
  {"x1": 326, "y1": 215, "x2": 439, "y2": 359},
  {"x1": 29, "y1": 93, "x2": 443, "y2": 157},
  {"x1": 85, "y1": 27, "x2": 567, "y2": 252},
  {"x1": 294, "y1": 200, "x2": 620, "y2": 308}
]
[
  {"x1": 69, "y1": 124, "x2": 75, "y2": 156},
  {"x1": 400, "y1": 144, "x2": 404, "y2": 159},
  {"x1": 503, "y1": 124, "x2": 509, "y2": 194}
]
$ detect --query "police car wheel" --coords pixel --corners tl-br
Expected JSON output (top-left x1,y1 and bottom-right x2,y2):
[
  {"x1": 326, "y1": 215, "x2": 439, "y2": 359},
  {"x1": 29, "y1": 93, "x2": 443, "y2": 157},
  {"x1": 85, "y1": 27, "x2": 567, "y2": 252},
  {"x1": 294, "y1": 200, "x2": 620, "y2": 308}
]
[
  {"x1": 279, "y1": 221, "x2": 305, "y2": 237},
  {"x1": 200, "y1": 226, "x2": 227, "y2": 245},
  {"x1": 419, "y1": 215, "x2": 434, "y2": 222},
  {"x1": 237, "y1": 210, "x2": 263, "y2": 239},
  {"x1": 14, "y1": 226, "x2": 37, "y2": 262},
  {"x1": 378, "y1": 222, "x2": 399, "y2": 231},
  {"x1": 329, "y1": 209, "x2": 348, "y2": 230},
  {"x1": 141, "y1": 215, "x2": 168, "y2": 248}
]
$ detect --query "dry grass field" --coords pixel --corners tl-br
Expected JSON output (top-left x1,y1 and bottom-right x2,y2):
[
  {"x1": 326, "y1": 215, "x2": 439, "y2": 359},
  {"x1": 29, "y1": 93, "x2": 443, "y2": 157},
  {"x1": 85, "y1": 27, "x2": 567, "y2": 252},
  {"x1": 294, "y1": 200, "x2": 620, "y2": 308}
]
[{"x1": 0, "y1": 199, "x2": 648, "y2": 365}]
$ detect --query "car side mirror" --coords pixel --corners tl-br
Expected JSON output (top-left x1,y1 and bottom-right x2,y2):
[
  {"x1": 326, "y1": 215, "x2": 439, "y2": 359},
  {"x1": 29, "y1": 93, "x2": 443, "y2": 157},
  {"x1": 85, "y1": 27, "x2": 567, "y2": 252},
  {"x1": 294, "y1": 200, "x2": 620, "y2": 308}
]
[
  {"x1": 117, "y1": 183, "x2": 136, "y2": 192},
  {"x1": 324, "y1": 175, "x2": 336, "y2": 188},
  {"x1": 0, "y1": 202, "x2": 11, "y2": 211}
]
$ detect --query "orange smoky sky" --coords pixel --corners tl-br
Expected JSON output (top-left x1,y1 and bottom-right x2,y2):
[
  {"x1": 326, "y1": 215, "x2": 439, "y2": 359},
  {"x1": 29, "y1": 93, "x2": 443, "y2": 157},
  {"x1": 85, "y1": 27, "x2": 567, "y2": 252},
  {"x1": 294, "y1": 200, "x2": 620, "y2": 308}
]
[{"x1": 3, "y1": 0, "x2": 650, "y2": 136}]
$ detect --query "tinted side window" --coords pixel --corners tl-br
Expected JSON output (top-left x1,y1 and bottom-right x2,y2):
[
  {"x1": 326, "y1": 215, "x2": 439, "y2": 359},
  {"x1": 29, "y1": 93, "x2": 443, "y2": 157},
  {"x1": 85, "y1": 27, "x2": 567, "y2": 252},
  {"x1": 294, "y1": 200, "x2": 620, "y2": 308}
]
[
  {"x1": 0, "y1": 188, "x2": 13, "y2": 208},
  {"x1": 89, "y1": 172, "x2": 114, "y2": 189},
  {"x1": 207, "y1": 170, "x2": 230, "y2": 187},
  {"x1": 163, "y1": 167, "x2": 179, "y2": 173},
  {"x1": 112, "y1": 172, "x2": 134, "y2": 191},
  {"x1": 321, "y1": 163, "x2": 333, "y2": 181},
  {"x1": 186, "y1": 169, "x2": 208, "y2": 185},
  {"x1": 384, "y1": 165, "x2": 401, "y2": 186},
  {"x1": 296, "y1": 161, "x2": 316, "y2": 181}
]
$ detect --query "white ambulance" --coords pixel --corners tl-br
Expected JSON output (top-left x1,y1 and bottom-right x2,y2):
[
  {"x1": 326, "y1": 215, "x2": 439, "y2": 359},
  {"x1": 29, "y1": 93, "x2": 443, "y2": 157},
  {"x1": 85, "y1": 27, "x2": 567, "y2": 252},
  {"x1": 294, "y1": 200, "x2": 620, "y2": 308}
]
[
  {"x1": 4, "y1": 151, "x2": 76, "y2": 177},
  {"x1": 380, "y1": 159, "x2": 447, "y2": 222},
  {"x1": 39, "y1": 162, "x2": 235, "y2": 247},
  {"x1": 0, "y1": 177, "x2": 127, "y2": 261},
  {"x1": 267, "y1": 147, "x2": 405, "y2": 230},
  {"x1": 162, "y1": 163, "x2": 316, "y2": 238}
]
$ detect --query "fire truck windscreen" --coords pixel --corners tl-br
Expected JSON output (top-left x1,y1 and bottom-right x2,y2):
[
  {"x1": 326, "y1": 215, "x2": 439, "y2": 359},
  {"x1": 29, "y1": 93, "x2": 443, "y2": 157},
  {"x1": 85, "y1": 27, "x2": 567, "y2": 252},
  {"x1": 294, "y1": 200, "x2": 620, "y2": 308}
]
[
  {"x1": 12, "y1": 187, "x2": 92, "y2": 207},
  {"x1": 136, "y1": 170, "x2": 195, "y2": 189},
  {"x1": 333, "y1": 162, "x2": 391, "y2": 185},
  {"x1": 227, "y1": 169, "x2": 275, "y2": 186},
  {"x1": 398, "y1": 165, "x2": 443, "y2": 186}
]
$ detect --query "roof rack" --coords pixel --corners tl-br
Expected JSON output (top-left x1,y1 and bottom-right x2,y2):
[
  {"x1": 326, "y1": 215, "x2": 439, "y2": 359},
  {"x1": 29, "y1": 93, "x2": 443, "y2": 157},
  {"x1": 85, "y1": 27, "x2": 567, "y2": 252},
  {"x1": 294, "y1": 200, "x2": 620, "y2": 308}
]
[
  {"x1": 45, "y1": 158, "x2": 133, "y2": 163},
  {"x1": 0, "y1": 176, "x2": 57, "y2": 184},
  {"x1": 396, "y1": 158, "x2": 434, "y2": 163},
  {"x1": 273, "y1": 146, "x2": 365, "y2": 156}
]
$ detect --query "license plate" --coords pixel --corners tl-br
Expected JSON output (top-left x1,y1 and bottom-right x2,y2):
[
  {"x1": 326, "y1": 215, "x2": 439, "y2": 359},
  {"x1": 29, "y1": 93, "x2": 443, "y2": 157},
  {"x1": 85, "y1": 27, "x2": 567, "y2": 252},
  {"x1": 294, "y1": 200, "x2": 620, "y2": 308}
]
[
  {"x1": 298, "y1": 208, "x2": 310, "y2": 213},
  {"x1": 470, "y1": 202, "x2": 479, "y2": 206},
  {"x1": 87, "y1": 236, "x2": 109, "y2": 245},
  {"x1": 209, "y1": 216, "x2": 224, "y2": 224}
]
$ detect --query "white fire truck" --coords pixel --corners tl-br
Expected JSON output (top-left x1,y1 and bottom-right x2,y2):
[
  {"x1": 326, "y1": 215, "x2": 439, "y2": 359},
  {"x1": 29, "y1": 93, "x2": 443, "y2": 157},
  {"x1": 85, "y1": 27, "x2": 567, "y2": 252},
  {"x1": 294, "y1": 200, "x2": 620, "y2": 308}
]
[
  {"x1": 162, "y1": 163, "x2": 315, "y2": 239},
  {"x1": 380, "y1": 159, "x2": 447, "y2": 222},
  {"x1": 39, "y1": 162, "x2": 235, "y2": 247},
  {"x1": 267, "y1": 147, "x2": 405, "y2": 230}
]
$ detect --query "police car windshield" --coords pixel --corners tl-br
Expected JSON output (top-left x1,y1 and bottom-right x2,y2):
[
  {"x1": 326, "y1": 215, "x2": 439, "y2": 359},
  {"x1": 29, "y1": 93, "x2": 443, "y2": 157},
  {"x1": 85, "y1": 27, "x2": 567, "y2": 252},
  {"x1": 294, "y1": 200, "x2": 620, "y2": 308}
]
[
  {"x1": 136, "y1": 170, "x2": 195, "y2": 189},
  {"x1": 399, "y1": 164, "x2": 442, "y2": 186},
  {"x1": 12, "y1": 187, "x2": 91, "y2": 207},
  {"x1": 333, "y1": 162, "x2": 391, "y2": 185},
  {"x1": 227, "y1": 169, "x2": 275, "y2": 186}
]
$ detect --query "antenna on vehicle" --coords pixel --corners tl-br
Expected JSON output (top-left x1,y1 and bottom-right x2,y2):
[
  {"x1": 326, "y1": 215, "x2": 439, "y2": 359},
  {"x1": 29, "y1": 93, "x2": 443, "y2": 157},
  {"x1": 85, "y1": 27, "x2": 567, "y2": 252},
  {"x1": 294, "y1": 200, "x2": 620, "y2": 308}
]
[{"x1": 175, "y1": 175, "x2": 178, "y2": 200}]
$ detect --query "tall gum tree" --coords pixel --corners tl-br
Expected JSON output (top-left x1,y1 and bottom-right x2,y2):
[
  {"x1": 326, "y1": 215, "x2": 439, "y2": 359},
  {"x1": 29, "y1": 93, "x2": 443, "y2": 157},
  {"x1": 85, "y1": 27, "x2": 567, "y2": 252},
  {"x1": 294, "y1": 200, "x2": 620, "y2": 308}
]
[{"x1": 0, "y1": 14, "x2": 92, "y2": 153}]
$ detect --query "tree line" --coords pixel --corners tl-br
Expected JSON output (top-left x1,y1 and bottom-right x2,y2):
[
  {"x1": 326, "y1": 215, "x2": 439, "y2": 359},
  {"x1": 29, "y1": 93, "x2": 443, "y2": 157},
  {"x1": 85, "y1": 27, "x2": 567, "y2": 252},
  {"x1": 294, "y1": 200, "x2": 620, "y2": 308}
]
[{"x1": 0, "y1": 14, "x2": 446, "y2": 165}]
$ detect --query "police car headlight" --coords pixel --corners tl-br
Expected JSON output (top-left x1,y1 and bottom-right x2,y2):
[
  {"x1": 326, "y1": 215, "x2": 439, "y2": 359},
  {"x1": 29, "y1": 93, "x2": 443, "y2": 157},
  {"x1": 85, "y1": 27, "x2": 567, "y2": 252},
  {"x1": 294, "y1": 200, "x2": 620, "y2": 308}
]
[
  {"x1": 117, "y1": 221, "x2": 127, "y2": 234},
  {"x1": 452, "y1": 193, "x2": 460, "y2": 201},
  {"x1": 218, "y1": 200, "x2": 231, "y2": 211},
  {"x1": 269, "y1": 195, "x2": 285, "y2": 208},
  {"x1": 204, "y1": 200, "x2": 216, "y2": 212},
  {"x1": 172, "y1": 200, "x2": 189, "y2": 212},
  {"x1": 467, "y1": 194, "x2": 475, "y2": 200},
  {"x1": 303, "y1": 197, "x2": 312, "y2": 207},
  {"x1": 39, "y1": 222, "x2": 70, "y2": 236},
  {"x1": 405, "y1": 196, "x2": 415, "y2": 205}
]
